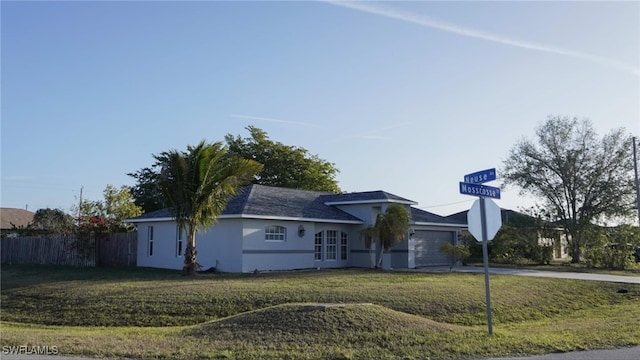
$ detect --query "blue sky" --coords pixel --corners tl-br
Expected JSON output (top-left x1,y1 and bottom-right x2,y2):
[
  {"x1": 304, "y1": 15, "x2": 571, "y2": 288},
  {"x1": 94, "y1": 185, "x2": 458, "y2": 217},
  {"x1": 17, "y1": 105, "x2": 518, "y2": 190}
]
[{"x1": 2, "y1": 1, "x2": 639, "y2": 217}]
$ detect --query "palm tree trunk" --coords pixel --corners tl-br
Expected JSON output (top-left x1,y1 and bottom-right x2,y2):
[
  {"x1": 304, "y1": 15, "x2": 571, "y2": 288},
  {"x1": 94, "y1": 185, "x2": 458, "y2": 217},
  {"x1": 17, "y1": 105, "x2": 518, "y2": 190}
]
[{"x1": 183, "y1": 228, "x2": 198, "y2": 276}]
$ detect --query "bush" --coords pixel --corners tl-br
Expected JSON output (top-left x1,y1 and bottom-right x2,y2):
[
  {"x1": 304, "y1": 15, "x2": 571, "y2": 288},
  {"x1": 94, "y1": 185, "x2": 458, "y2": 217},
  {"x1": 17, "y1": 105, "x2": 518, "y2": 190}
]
[
  {"x1": 583, "y1": 225, "x2": 640, "y2": 270},
  {"x1": 439, "y1": 243, "x2": 471, "y2": 270}
]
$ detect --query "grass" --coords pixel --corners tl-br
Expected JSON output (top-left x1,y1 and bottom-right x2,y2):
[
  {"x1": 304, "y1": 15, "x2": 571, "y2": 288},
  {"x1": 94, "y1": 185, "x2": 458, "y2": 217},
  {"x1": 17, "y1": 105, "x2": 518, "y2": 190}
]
[{"x1": 1, "y1": 264, "x2": 640, "y2": 359}]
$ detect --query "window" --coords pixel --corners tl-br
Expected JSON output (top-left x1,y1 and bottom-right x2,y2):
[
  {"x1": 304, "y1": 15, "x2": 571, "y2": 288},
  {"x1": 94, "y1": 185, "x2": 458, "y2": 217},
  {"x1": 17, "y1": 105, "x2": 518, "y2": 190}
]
[
  {"x1": 265, "y1": 225, "x2": 287, "y2": 241},
  {"x1": 148, "y1": 226, "x2": 154, "y2": 256},
  {"x1": 176, "y1": 225, "x2": 184, "y2": 257},
  {"x1": 326, "y1": 230, "x2": 337, "y2": 260},
  {"x1": 314, "y1": 232, "x2": 323, "y2": 260},
  {"x1": 340, "y1": 232, "x2": 348, "y2": 260}
]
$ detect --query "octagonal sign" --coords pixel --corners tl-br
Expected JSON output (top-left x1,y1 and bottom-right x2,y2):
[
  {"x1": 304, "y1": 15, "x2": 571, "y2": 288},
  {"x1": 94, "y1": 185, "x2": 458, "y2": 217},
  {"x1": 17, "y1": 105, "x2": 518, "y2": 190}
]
[{"x1": 467, "y1": 198, "x2": 502, "y2": 242}]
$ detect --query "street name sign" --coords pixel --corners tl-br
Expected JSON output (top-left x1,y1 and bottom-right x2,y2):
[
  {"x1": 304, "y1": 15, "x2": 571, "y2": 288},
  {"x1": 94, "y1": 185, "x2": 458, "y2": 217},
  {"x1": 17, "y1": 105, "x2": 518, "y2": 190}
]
[
  {"x1": 459, "y1": 182, "x2": 501, "y2": 199},
  {"x1": 464, "y1": 168, "x2": 496, "y2": 184}
]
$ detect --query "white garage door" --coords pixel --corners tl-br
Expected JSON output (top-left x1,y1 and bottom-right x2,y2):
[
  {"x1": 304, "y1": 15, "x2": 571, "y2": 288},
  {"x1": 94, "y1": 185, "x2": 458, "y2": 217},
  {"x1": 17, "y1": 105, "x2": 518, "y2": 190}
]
[{"x1": 414, "y1": 230, "x2": 454, "y2": 267}]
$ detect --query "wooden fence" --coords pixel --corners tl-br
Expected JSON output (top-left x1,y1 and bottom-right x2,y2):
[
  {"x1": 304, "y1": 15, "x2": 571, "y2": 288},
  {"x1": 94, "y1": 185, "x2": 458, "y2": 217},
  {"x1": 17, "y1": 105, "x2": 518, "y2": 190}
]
[{"x1": 1, "y1": 232, "x2": 137, "y2": 267}]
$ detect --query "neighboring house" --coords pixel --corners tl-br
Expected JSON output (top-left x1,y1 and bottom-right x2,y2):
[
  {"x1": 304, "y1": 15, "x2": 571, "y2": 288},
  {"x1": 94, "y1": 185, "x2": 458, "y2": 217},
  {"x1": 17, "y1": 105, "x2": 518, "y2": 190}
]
[
  {"x1": 446, "y1": 208, "x2": 569, "y2": 260},
  {"x1": 0, "y1": 208, "x2": 34, "y2": 237},
  {"x1": 126, "y1": 184, "x2": 466, "y2": 273}
]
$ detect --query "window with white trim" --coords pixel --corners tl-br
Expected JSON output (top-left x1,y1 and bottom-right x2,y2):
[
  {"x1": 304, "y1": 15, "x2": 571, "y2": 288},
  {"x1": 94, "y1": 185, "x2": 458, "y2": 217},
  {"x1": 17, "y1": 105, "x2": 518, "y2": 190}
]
[
  {"x1": 176, "y1": 225, "x2": 184, "y2": 257},
  {"x1": 326, "y1": 230, "x2": 337, "y2": 261},
  {"x1": 265, "y1": 225, "x2": 287, "y2": 241},
  {"x1": 340, "y1": 231, "x2": 348, "y2": 260},
  {"x1": 148, "y1": 226, "x2": 154, "y2": 256},
  {"x1": 314, "y1": 232, "x2": 323, "y2": 260}
]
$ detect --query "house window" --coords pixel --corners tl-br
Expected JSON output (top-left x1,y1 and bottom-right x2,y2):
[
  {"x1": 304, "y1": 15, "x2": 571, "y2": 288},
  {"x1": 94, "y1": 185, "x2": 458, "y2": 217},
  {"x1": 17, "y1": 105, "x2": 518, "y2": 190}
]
[
  {"x1": 314, "y1": 232, "x2": 323, "y2": 260},
  {"x1": 265, "y1": 225, "x2": 287, "y2": 241},
  {"x1": 326, "y1": 230, "x2": 337, "y2": 261},
  {"x1": 176, "y1": 225, "x2": 183, "y2": 257},
  {"x1": 340, "y1": 231, "x2": 348, "y2": 260},
  {"x1": 148, "y1": 226, "x2": 154, "y2": 256}
]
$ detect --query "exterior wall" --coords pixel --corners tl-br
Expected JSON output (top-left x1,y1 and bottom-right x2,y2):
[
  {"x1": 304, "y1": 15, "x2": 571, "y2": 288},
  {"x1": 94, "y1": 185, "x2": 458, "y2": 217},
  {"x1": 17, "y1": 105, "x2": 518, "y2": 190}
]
[
  {"x1": 390, "y1": 236, "x2": 410, "y2": 269},
  {"x1": 134, "y1": 212, "x2": 465, "y2": 272},
  {"x1": 241, "y1": 219, "x2": 315, "y2": 272},
  {"x1": 196, "y1": 219, "x2": 244, "y2": 272},
  {"x1": 136, "y1": 221, "x2": 184, "y2": 270},
  {"x1": 335, "y1": 204, "x2": 380, "y2": 225},
  {"x1": 335, "y1": 203, "x2": 383, "y2": 268}
]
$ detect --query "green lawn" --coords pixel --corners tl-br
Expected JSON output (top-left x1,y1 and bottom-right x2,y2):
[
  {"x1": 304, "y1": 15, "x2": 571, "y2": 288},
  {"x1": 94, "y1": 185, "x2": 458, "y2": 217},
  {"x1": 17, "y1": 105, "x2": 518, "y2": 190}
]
[{"x1": 1, "y1": 265, "x2": 639, "y2": 359}]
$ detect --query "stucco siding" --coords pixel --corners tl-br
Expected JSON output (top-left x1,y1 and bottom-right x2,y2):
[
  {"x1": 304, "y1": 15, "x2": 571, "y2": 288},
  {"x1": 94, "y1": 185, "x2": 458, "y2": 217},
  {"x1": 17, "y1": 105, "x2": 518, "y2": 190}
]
[
  {"x1": 136, "y1": 221, "x2": 183, "y2": 270},
  {"x1": 335, "y1": 204, "x2": 378, "y2": 225},
  {"x1": 241, "y1": 219, "x2": 314, "y2": 272},
  {"x1": 196, "y1": 219, "x2": 243, "y2": 273}
]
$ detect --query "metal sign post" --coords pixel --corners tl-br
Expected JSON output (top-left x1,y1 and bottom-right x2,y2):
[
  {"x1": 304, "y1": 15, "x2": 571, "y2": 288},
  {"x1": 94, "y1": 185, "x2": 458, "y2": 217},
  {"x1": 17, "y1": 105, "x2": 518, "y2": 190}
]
[{"x1": 479, "y1": 197, "x2": 493, "y2": 335}]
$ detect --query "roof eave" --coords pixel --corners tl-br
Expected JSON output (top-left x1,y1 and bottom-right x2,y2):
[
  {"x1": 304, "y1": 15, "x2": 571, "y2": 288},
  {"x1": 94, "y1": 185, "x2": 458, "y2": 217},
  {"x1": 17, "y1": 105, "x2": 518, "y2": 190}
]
[
  {"x1": 219, "y1": 214, "x2": 364, "y2": 224},
  {"x1": 412, "y1": 221, "x2": 468, "y2": 228},
  {"x1": 125, "y1": 214, "x2": 364, "y2": 225}
]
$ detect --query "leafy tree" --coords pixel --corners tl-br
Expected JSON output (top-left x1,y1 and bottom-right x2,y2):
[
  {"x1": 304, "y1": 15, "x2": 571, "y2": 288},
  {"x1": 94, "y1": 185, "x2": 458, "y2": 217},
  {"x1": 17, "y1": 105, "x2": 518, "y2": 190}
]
[
  {"x1": 224, "y1": 126, "x2": 341, "y2": 192},
  {"x1": 128, "y1": 126, "x2": 342, "y2": 212},
  {"x1": 127, "y1": 167, "x2": 164, "y2": 213},
  {"x1": 155, "y1": 140, "x2": 262, "y2": 275},
  {"x1": 361, "y1": 204, "x2": 411, "y2": 268},
  {"x1": 502, "y1": 116, "x2": 636, "y2": 263},
  {"x1": 77, "y1": 185, "x2": 143, "y2": 232},
  {"x1": 30, "y1": 208, "x2": 75, "y2": 235}
]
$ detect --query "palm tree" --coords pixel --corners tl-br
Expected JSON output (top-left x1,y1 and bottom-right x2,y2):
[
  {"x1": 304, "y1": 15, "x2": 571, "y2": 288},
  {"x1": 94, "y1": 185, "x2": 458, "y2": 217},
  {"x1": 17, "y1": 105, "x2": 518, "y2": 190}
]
[
  {"x1": 155, "y1": 140, "x2": 262, "y2": 275},
  {"x1": 361, "y1": 203, "x2": 411, "y2": 268}
]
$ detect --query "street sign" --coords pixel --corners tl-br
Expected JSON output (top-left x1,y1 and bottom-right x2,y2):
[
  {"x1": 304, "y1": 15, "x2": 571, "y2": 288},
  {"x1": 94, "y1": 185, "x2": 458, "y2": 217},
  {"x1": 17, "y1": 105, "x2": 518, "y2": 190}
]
[
  {"x1": 458, "y1": 167, "x2": 501, "y2": 336},
  {"x1": 464, "y1": 168, "x2": 496, "y2": 184},
  {"x1": 459, "y1": 182, "x2": 501, "y2": 199},
  {"x1": 467, "y1": 198, "x2": 502, "y2": 242}
]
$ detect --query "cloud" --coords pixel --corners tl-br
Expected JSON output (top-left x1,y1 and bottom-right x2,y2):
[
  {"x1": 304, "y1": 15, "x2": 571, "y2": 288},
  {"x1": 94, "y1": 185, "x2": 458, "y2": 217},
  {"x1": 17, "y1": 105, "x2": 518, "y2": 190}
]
[
  {"x1": 230, "y1": 114, "x2": 322, "y2": 128},
  {"x1": 323, "y1": 1, "x2": 639, "y2": 76}
]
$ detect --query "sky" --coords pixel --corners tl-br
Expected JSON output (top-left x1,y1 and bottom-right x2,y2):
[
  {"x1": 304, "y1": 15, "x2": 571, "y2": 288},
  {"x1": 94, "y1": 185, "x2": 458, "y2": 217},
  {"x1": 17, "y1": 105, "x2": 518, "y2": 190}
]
[{"x1": 2, "y1": 0, "x2": 639, "y2": 218}]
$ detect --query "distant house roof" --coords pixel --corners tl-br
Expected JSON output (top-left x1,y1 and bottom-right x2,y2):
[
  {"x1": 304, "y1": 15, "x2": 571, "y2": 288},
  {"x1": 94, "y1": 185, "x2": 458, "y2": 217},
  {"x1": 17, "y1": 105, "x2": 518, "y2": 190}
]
[
  {"x1": 127, "y1": 185, "x2": 465, "y2": 227},
  {"x1": 445, "y1": 208, "x2": 537, "y2": 227},
  {"x1": 0, "y1": 208, "x2": 35, "y2": 230},
  {"x1": 411, "y1": 207, "x2": 466, "y2": 226}
]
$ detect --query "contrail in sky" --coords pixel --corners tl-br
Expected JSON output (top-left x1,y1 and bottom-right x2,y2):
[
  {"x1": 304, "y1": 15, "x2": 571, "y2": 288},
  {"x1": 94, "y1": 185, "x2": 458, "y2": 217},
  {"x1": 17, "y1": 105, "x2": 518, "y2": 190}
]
[
  {"x1": 323, "y1": 1, "x2": 640, "y2": 76},
  {"x1": 231, "y1": 114, "x2": 321, "y2": 128}
]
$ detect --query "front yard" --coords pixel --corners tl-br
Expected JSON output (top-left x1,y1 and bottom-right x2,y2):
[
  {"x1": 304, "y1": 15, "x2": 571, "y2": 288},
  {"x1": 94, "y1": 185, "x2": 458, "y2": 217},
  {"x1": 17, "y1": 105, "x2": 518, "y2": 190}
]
[{"x1": 1, "y1": 265, "x2": 639, "y2": 359}]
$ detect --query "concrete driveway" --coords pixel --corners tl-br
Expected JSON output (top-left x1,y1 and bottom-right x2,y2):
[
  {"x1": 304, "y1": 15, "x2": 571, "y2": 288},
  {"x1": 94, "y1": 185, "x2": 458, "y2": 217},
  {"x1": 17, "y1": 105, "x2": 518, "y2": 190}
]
[{"x1": 411, "y1": 266, "x2": 640, "y2": 284}]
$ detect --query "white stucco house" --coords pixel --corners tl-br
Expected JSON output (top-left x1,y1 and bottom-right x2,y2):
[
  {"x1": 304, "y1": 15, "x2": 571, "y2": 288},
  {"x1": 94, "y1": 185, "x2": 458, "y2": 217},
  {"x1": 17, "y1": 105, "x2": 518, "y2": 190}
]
[{"x1": 126, "y1": 184, "x2": 466, "y2": 273}]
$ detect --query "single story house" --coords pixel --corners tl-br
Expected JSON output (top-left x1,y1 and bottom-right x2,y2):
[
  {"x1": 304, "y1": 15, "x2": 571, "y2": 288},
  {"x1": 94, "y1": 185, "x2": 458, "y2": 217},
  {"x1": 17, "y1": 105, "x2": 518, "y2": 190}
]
[
  {"x1": 126, "y1": 184, "x2": 466, "y2": 273},
  {"x1": 0, "y1": 208, "x2": 34, "y2": 238}
]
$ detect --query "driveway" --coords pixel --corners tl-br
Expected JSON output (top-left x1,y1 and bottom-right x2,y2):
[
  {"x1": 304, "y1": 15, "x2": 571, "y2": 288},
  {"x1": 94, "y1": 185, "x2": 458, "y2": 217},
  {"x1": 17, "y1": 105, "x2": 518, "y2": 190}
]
[{"x1": 411, "y1": 266, "x2": 640, "y2": 284}]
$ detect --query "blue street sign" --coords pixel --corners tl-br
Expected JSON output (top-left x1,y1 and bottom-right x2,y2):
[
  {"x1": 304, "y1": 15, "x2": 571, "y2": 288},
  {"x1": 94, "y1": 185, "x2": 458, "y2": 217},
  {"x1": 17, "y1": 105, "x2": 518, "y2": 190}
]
[
  {"x1": 459, "y1": 182, "x2": 501, "y2": 199},
  {"x1": 464, "y1": 168, "x2": 496, "y2": 184}
]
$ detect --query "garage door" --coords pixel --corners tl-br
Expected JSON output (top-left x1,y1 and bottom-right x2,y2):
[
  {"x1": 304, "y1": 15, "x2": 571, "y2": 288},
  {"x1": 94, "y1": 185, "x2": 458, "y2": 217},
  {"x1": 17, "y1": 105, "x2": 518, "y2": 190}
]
[{"x1": 414, "y1": 230, "x2": 454, "y2": 267}]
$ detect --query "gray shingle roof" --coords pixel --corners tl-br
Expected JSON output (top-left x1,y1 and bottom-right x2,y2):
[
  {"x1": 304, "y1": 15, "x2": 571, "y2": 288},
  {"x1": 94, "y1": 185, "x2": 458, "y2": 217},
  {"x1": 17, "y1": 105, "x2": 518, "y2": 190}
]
[
  {"x1": 127, "y1": 185, "x2": 461, "y2": 226},
  {"x1": 411, "y1": 207, "x2": 466, "y2": 225},
  {"x1": 127, "y1": 184, "x2": 362, "y2": 223},
  {"x1": 321, "y1": 191, "x2": 416, "y2": 205},
  {"x1": 225, "y1": 184, "x2": 362, "y2": 222}
]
